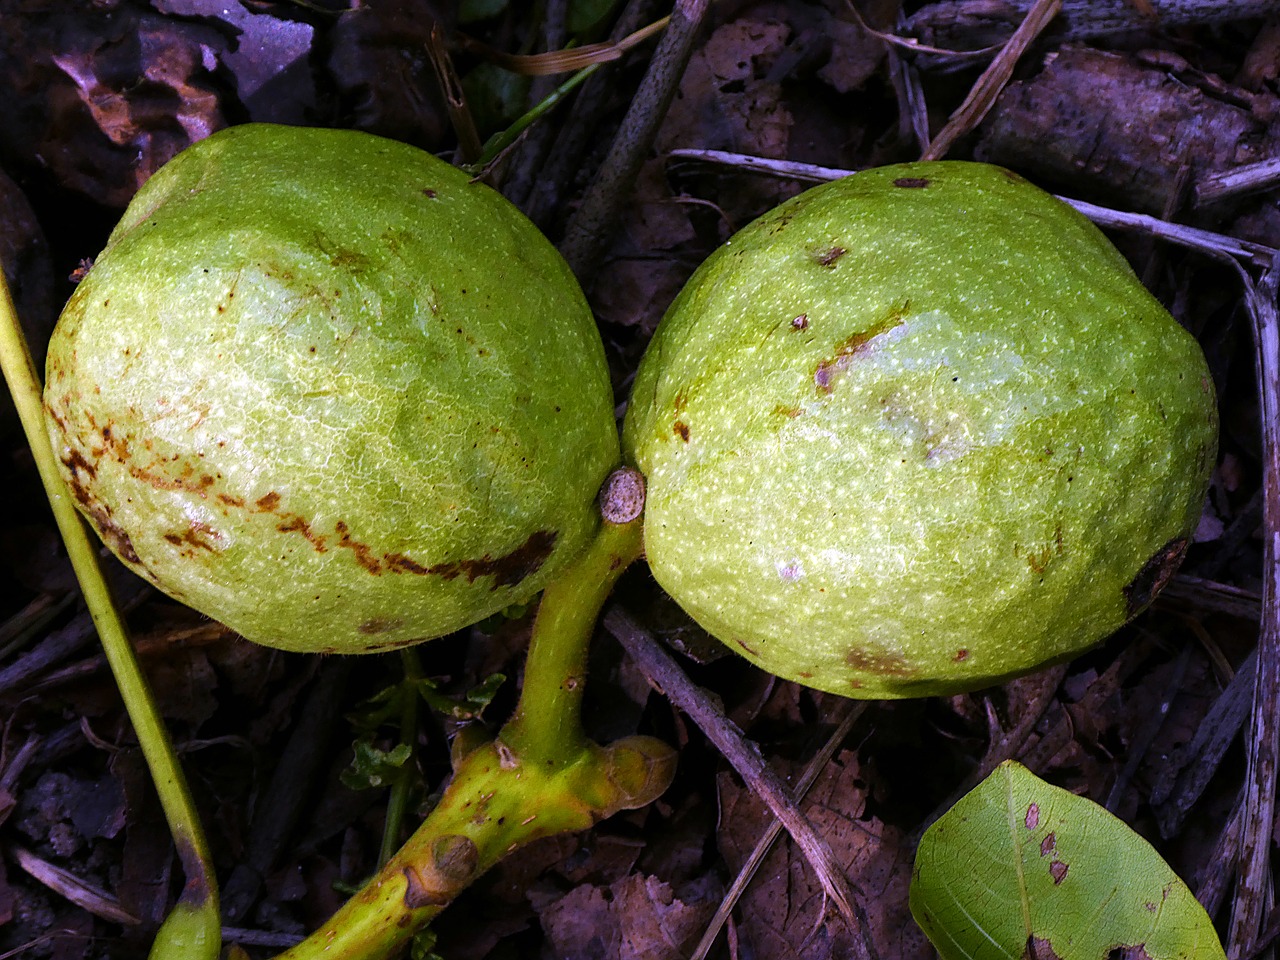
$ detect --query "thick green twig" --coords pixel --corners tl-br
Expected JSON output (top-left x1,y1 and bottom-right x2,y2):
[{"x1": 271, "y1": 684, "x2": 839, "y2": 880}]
[
  {"x1": 0, "y1": 267, "x2": 221, "y2": 959},
  {"x1": 268, "y1": 491, "x2": 673, "y2": 960}
]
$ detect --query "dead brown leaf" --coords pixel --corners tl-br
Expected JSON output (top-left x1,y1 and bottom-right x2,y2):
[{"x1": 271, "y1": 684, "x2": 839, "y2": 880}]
[
  {"x1": 538, "y1": 871, "x2": 720, "y2": 960},
  {"x1": 717, "y1": 749, "x2": 930, "y2": 960},
  {"x1": 0, "y1": 3, "x2": 228, "y2": 207},
  {"x1": 327, "y1": 0, "x2": 452, "y2": 151}
]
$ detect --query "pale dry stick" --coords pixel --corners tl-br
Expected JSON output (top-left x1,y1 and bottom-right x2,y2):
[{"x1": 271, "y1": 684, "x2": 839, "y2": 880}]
[
  {"x1": 662, "y1": 148, "x2": 1280, "y2": 269},
  {"x1": 1198, "y1": 158, "x2": 1280, "y2": 206},
  {"x1": 906, "y1": 0, "x2": 1280, "y2": 45},
  {"x1": 603, "y1": 606, "x2": 879, "y2": 960},
  {"x1": 0, "y1": 732, "x2": 42, "y2": 797},
  {"x1": 690, "y1": 699, "x2": 868, "y2": 960},
  {"x1": 1200, "y1": 793, "x2": 1247, "y2": 918},
  {"x1": 8, "y1": 844, "x2": 140, "y2": 926},
  {"x1": 1228, "y1": 252, "x2": 1280, "y2": 960},
  {"x1": 664, "y1": 150, "x2": 852, "y2": 183},
  {"x1": 559, "y1": 0, "x2": 710, "y2": 281},
  {"x1": 920, "y1": 0, "x2": 1062, "y2": 161},
  {"x1": 885, "y1": 9, "x2": 932, "y2": 154}
]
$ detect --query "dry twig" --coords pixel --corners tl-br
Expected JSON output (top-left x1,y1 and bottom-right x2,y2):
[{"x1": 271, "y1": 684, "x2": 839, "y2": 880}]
[
  {"x1": 560, "y1": 0, "x2": 711, "y2": 281},
  {"x1": 921, "y1": 0, "x2": 1063, "y2": 160},
  {"x1": 1227, "y1": 253, "x2": 1280, "y2": 959},
  {"x1": 603, "y1": 606, "x2": 878, "y2": 960},
  {"x1": 690, "y1": 699, "x2": 868, "y2": 960},
  {"x1": 906, "y1": 0, "x2": 1280, "y2": 47}
]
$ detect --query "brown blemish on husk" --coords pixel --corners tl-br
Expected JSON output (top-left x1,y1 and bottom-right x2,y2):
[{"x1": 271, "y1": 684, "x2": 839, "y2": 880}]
[
  {"x1": 816, "y1": 245, "x2": 846, "y2": 267},
  {"x1": 385, "y1": 552, "x2": 429, "y2": 575},
  {"x1": 275, "y1": 514, "x2": 328, "y2": 552},
  {"x1": 58, "y1": 445, "x2": 141, "y2": 564},
  {"x1": 358, "y1": 616, "x2": 405, "y2": 635},
  {"x1": 424, "y1": 529, "x2": 558, "y2": 588},
  {"x1": 1123, "y1": 537, "x2": 1188, "y2": 617},
  {"x1": 814, "y1": 301, "x2": 909, "y2": 394},
  {"x1": 672, "y1": 390, "x2": 691, "y2": 441},
  {"x1": 335, "y1": 521, "x2": 382, "y2": 574},
  {"x1": 845, "y1": 646, "x2": 916, "y2": 677},
  {"x1": 331, "y1": 523, "x2": 557, "y2": 590},
  {"x1": 163, "y1": 523, "x2": 221, "y2": 554},
  {"x1": 893, "y1": 177, "x2": 930, "y2": 188}
]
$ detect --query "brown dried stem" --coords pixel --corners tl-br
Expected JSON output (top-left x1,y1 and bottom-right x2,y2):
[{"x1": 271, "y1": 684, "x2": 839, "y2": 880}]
[
  {"x1": 906, "y1": 0, "x2": 1280, "y2": 47},
  {"x1": 559, "y1": 0, "x2": 710, "y2": 281},
  {"x1": 690, "y1": 699, "x2": 868, "y2": 960},
  {"x1": 920, "y1": 0, "x2": 1062, "y2": 161},
  {"x1": 1228, "y1": 253, "x2": 1280, "y2": 959}
]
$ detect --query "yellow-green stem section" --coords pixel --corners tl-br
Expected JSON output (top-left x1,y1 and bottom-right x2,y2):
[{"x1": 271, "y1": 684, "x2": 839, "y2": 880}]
[
  {"x1": 501, "y1": 516, "x2": 643, "y2": 765},
  {"x1": 0, "y1": 274, "x2": 220, "y2": 959},
  {"x1": 272, "y1": 737, "x2": 646, "y2": 960},
  {"x1": 269, "y1": 515, "x2": 662, "y2": 960},
  {"x1": 379, "y1": 647, "x2": 425, "y2": 868}
]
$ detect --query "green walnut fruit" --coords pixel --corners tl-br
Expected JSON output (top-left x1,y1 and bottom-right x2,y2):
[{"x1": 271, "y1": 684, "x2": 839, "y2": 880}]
[
  {"x1": 45, "y1": 123, "x2": 618, "y2": 654},
  {"x1": 623, "y1": 161, "x2": 1216, "y2": 699}
]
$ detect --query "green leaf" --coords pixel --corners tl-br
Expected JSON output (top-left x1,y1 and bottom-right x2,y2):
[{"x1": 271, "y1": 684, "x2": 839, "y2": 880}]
[
  {"x1": 568, "y1": 0, "x2": 619, "y2": 33},
  {"x1": 415, "y1": 673, "x2": 506, "y2": 720},
  {"x1": 458, "y1": 0, "x2": 508, "y2": 22},
  {"x1": 409, "y1": 927, "x2": 442, "y2": 960},
  {"x1": 340, "y1": 739, "x2": 413, "y2": 791},
  {"x1": 910, "y1": 761, "x2": 1225, "y2": 960},
  {"x1": 348, "y1": 672, "x2": 506, "y2": 733},
  {"x1": 346, "y1": 683, "x2": 406, "y2": 734}
]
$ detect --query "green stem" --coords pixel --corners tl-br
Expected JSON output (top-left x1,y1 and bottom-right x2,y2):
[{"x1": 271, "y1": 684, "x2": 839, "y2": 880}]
[
  {"x1": 269, "y1": 513, "x2": 669, "y2": 960},
  {"x1": 379, "y1": 648, "x2": 424, "y2": 868},
  {"x1": 0, "y1": 274, "x2": 220, "y2": 959},
  {"x1": 501, "y1": 516, "x2": 642, "y2": 764},
  {"x1": 467, "y1": 61, "x2": 603, "y2": 173}
]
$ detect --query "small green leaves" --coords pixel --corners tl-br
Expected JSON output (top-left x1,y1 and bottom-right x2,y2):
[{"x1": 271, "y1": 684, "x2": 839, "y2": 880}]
[
  {"x1": 910, "y1": 761, "x2": 1225, "y2": 960},
  {"x1": 342, "y1": 673, "x2": 506, "y2": 790},
  {"x1": 341, "y1": 740, "x2": 413, "y2": 791},
  {"x1": 421, "y1": 673, "x2": 507, "y2": 721},
  {"x1": 349, "y1": 674, "x2": 507, "y2": 734}
]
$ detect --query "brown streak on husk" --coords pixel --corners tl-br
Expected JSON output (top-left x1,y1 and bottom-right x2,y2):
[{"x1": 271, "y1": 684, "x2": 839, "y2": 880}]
[
  {"x1": 845, "y1": 646, "x2": 916, "y2": 677},
  {"x1": 1123, "y1": 537, "x2": 1188, "y2": 617}
]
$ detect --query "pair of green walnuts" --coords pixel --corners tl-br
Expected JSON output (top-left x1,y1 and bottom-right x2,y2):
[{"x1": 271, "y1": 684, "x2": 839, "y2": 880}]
[{"x1": 44, "y1": 124, "x2": 1217, "y2": 699}]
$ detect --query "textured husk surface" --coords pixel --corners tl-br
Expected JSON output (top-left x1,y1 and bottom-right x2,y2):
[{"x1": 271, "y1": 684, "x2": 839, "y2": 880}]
[
  {"x1": 44, "y1": 123, "x2": 619, "y2": 653},
  {"x1": 624, "y1": 161, "x2": 1217, "y2": 698}
]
